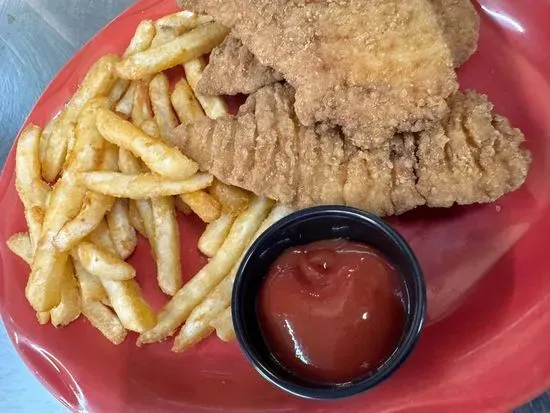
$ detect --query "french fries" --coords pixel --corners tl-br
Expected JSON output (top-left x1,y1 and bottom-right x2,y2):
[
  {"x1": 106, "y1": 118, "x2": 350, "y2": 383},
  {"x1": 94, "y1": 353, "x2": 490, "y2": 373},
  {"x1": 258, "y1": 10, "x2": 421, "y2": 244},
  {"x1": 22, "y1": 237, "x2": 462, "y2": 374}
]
[
  {"x1": 107, "y1": 199, "x2": 137, "y2": 259},
  {"x1": 139, "y1": 119, "x2": 161, "y2": 139},
  {"x1": 43, "y1": 55, "x2": 119, "y2": 182},
  {"x1": 50, "y1": 262, "x2": 82, "y2": 327},
  {"x1": 151, "y1": 197, "x2": 182, "y2": 295},
  {"x1": 175, "y1": 196, "x2": 192, "y2": 214},
  {"x1": 128, "y1": 201, "x2": 147, "y2": 237},
  {"x1": 114, "y1": 81, "x2": 137, "y2": 117},
  {"x1": 209, "y1": 180, "x2": 251, "y2": 215},
  {"x1": 96, "y1": 108, "x2": 198, "y2": 179},
  {"x1": 149, "y1": 73, "x2": 178, "y2": 140},
  {"x1": 116, "y1": 22, "x2": 229, "y2": 80},
  {"x1": 78, "y1": 171, "x2": 213, "y2": 199},
  {"x1": 173, "y1": 204, "x2": 292, "y2": 350},
  {"x1": 77, "y1": 242, "x2": 136, "y2": 281},
  {"x1": 180, "y1": 191, "x2": 221, "y2": 223},
  {"x1": 171, "y1": 78, "x2": 205, "y2": 124},
  {"x1": 198, "y1": 214, "x2": 235, "y2": 257},
  {"x1": 87, "y1": 220, "x2": 118, "y2": 254},
  {"x1": 73, "y1": 257, "x2": 108, "y2": 304},
  {"x1": 210, "y1": 307, "x2": 235, "y2": 342},
  {"x1": 82, "y1": 301, "x2": 128, "y2": 345},
  {"x1": 7, "y1": 233, "x2": 33, "y2": 265},
  {"x1": 138, "y1": 197, "x2": 273, "y2": 346},
  {"x1": 131, "y1": 80, "x2": 154, "y2": 127},
  {"x1": 183, "y1": 57, "x2": 228, "y2": 119},
  {"x1": 109, "y1": 20, "x2": 156, "y2": 105}
]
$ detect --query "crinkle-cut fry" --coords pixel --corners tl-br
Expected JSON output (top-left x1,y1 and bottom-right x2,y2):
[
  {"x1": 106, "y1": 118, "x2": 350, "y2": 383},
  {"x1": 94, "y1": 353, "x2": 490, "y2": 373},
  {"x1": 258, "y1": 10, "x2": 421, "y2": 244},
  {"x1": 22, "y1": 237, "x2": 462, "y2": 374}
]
[
  {"x1": 15, "y1": 124, "x2": 50, "y2": 210},
  {"x1": 114, "y1": 81, "x2": 137, "y2": 118},
  {"x1": 65, "y1": 97, "x2": 109, "y2": 173},
  {"x1": 128, "y1": 200, "x2": 147, "y2": 237},
  {"x1": 77, "y1": 241, "x2": 136, "y2": 281},
  {"x1": 183, "y1": 57, "x2": 228, "y2": 120},
  {"x1": 149, "y1": 73, "x2": 179, "y2": 140},
  {"x1": 106, "y1": 199, "x2": 137, "y2": 259},
  {"x1": 198, "y1": 213, "x2": 235, "y2": 257},
  {"x1": 101, "y1": 278, "x2": 157, "y2": 333},
  {"x1": 43, "y1": 55, "x2": 119, "y2": 182},
  {"x1": 151, "y1": 196, "x2": 181, "y2": 295},
  {"x1": 78, "y1": 171, "x2": 213, "y2": 199},
  {"x1": 175, "y1": 196, "x2": 192, "y2": 215},
  {"x1": 210, "y1": 306, "x2": 235, "y2": 342},
  {"x1": 132, "y1": 80, "x2": 154, "y2": 127},
  {"x1": 73, "y1": 256, "x2": 108, "y2": 304},
  {"x1": 170, "y1": 78, "x2": 205, "y2": 124},
  {"x1": 173, "y1": 204, "x2": 292, "y2": 350},
  {"x1": 116, "y1": 22, "x2": 229, "y2": 80},
  {"x1": 82, "y1": 301, "x2": 127, "y2": 345},
  {"x1": 87, "y1": 219, "x2": 118, "y2": 255},
  {"x1": 109, "y1": 20, "x2": 156, "y2": 105},
  {"x1": 139, "y1": 119, "x2": 160, "y2": 139},
  {"x1": 50, "y1": 261, "x2": 82, "y2": 327},
  {"x1": 209, "y1": 180, "x2": 251, "y2": 215},
  {"x1": 96, "y1": 108, "x2": 198, "y2": 179},
  {"x1": 7, "y1": 233, "x2": 33, "y2": 265},
  {"x1": 137, "y1": 196, "x2": 273, "y2": 346},
  {"x1": 180, "y1": 190, "x2": 221, "y2": 223},
  {"x1": 53, "y1": 191, "x2": 115, "y2": 252},
  {"x1": 26, "y1": 172, "x2": 87, "y2": 311}
]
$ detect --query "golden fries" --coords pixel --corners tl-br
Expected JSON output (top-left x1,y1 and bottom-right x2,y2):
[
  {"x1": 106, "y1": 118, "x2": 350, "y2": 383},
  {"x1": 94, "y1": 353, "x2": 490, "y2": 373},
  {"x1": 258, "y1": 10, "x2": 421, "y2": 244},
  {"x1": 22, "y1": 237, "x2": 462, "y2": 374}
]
[
  {"x1": 107, "y1": 199, "x2": 137, "y2": 259},
  {"x1": 152, "y1": 197, "x2": 182, "y2": 295},
  {"x1": 209, "y1": 180, "x2": 251, "y2": 215},
  {"x1": 7, "y1": 233, "x2": 33, "y2": 265},
  {"x1": 138, "y1": 197, "x2": 273, "y2": 346},
  {"x1": 87, "y1": 219, "x2": 118, "y2": 254},
  {"x1": 73, "y1": 257, "x2": 108, "y2": 304},
  {"x1": 210, "y1": 307, "x2": 235, "y2": 342},
  {"x1": 116, "y1": 22, "x2": 229, "y2": 80},
  {"x1": 156, "y1": 11, "x2": 213, "y2": 33},
  {"x1": 96, "y1": 108, "x2": 198, "y2": 179},
  {"x1": 139, "y1": 119, "x2": 161, "y2": 139},
  {"x1": 173, "y1": 204, "x2": 292, "y2": 350},
  {"x1": 175, "y1": 196, "x2": 192, "y2": 214},
  {"x1": 43, "y1": 55, "x2": 119, "y2": 181},
  {"x1": 50, "y1": 262, "x2": 82, "y2": 327},
  {"x1": 82, "y1": 301, "x2": 128, "y2": 345},
  {"x1": 171, "y1": 78, "x2": 205, "y2": 124},
  {"x1": 149, "y1": 73, "x2": 178, "y2": 140},
  {"x1": 128, "y1": 200, "x2": 147, "y2": 237},
  {"x1": 78, "y1": 171, "x2": 213, "y2": 199},
  {"x1": 132, "y1": 80, "x2": 154, "y2": 127},
  {"x1": 77, "y1": 241, "x2": 136, "y2": 281},
  {"x1": 183, "y1": 57, "x2": 228, "y2": 119},
  {"x1": 114, "y1": 81, "x2": 137, "y2": 117},
  {"x1": 180, "y1": 191, "x2": 221, "y2": 223},
  {"x1": 25, "y1": 206, "x2": 45, "y2": 252},
  {"x1": 109, "y1": 20, "x2": 156, "y2": 105},
  {"x1": 198, "y1": 214, "x2": 235, "y2": 257},
  {"x1": 15, "y1": 125, "x2": 50, "y2": 209}
]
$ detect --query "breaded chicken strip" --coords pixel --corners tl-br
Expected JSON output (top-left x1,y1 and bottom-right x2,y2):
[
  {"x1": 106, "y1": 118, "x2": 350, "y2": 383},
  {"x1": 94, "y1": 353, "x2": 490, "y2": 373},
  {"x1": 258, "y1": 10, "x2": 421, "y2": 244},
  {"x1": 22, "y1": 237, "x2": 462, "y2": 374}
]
[
  {"x1": 197, "y1": 35, "x2": 283, "y2": 95},
  {"x1": 179, "y1": 0, "x2": 457, "y2": 148},
  {"x1": 196, "y1": 0, "x2": 479, "y2": 96},
  {"x1": 171, "y1": 84, "x2": 530, "y2": 216}
]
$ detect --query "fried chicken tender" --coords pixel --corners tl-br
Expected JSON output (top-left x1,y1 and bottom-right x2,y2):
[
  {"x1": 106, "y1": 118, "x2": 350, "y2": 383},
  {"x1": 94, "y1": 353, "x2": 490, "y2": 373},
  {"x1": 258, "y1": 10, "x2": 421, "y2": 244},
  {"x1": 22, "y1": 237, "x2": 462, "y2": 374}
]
[
  {"x1": 195, "y1": 0, "x2": 479, "y2": 96},
  {"x1": 197, "y1": 35, "x2": 283, "y2": 95},
  {"x1": 171, "y1": 84, "x2": 531, "y2": 216},
  {"x1": 179, "y1": 0, "x2": 458, "y2": 148}
]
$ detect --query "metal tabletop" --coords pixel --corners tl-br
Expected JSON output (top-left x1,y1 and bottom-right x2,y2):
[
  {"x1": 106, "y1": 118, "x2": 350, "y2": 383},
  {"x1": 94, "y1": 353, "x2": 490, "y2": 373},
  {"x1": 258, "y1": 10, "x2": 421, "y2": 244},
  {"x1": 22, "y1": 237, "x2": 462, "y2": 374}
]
[{"x1": 0, "y1": 1, "x2": 548, "y2": 412}]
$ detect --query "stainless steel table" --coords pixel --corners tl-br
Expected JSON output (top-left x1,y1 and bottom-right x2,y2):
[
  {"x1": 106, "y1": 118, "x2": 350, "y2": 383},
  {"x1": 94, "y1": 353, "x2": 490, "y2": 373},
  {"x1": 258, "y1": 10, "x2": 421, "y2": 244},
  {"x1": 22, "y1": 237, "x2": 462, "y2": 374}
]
[{"x1": 0, "y1": 1, "x2": 548, "y2": 411}]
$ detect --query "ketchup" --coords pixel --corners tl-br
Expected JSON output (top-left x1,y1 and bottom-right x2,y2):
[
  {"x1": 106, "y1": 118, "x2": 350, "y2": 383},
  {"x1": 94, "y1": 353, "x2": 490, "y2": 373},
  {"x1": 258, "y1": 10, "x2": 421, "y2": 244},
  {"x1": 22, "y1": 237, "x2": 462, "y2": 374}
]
[{"x1": 258, "y1": 238, "x2": 406, "y2": 384}]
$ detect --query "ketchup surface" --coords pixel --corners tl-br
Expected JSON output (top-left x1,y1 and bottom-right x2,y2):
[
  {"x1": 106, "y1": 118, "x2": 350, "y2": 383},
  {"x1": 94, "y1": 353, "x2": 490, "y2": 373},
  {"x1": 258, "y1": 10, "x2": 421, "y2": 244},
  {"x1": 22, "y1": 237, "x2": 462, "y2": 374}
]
[{"x1": 258, "y1": 239, "x2": 406, "y2": 384}]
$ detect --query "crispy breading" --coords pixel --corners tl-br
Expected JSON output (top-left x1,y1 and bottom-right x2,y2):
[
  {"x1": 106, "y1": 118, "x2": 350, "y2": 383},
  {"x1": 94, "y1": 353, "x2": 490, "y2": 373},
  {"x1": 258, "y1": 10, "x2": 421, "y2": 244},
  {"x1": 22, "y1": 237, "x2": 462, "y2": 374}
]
[
  {"x1": 179, "y1": 0, "x2": 457, "y2": 148},
  {"x1": 197, "y1": 35, "x2": 283, "y2": 95},
  {"x1": 430, "y1": 0, "x2": 480, "y2": 67},
  {"x1": 194, "y1": 0, "x2": 479, "y2": 96},
  {"x1": 171, "y1": 84, "x2": 531, "y2": 216}
]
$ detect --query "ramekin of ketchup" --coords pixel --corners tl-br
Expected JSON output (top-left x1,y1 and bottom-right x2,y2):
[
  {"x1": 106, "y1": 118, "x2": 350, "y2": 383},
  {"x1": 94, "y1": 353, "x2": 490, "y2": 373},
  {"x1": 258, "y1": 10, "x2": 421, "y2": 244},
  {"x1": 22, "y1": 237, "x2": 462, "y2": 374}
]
[{"x1": 232, "y1": 206, "x2": 426, "y2": 400}]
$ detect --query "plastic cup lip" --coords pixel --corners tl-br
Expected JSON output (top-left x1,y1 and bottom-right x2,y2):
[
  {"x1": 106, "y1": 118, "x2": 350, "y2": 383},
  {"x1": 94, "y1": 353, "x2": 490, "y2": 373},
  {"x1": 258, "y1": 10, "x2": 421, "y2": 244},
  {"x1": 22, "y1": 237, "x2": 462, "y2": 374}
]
[{"x1": 232, "y1": 205, "x2": 427, "y2": 400}]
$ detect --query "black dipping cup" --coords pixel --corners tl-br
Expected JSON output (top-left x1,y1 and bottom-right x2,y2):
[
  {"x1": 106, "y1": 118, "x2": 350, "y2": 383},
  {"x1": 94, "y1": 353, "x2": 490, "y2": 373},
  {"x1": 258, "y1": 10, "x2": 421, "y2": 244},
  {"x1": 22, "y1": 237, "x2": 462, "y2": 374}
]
[{"x1": 232, "y1": 205, "x2": 426, "y2": 400}]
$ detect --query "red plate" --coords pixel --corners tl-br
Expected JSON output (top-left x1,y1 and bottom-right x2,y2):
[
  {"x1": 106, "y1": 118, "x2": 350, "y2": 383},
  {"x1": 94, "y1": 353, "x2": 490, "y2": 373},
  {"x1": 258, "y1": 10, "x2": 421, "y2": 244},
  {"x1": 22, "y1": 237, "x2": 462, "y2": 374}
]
[{"x1": 1, "y1": 0, "x2": 550, "y2": 411}]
